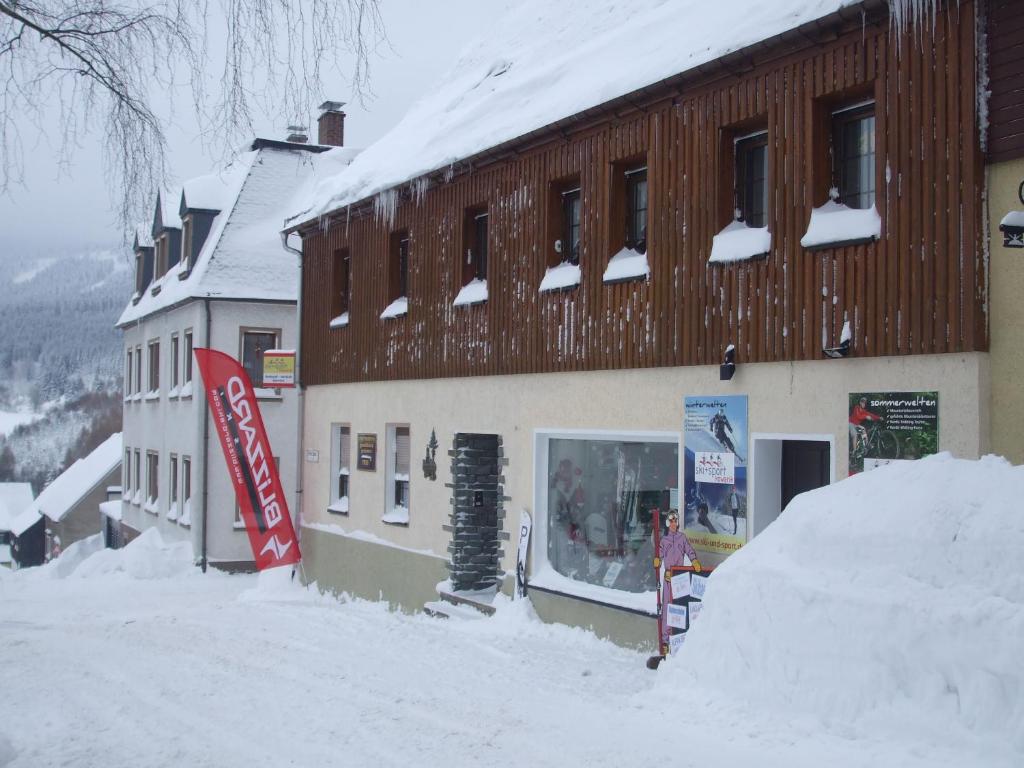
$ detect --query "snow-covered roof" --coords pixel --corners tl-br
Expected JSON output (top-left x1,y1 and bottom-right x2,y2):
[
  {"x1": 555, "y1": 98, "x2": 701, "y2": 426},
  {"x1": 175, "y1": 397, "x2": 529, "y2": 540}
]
[
  {"x1": 26, "y1": 433, "x2": 122, "y2": 524},
  {"x1": 0, "y1": 482, "x2": 34, "y2": 532},
  {"x1": 9, "y1": 505, "x2": 41, "y2": 537},
  {"x1": 181, "y1": 171, "x2": 235, "y2": 213},
  {"x1": 287, "y1": 0, "x2": 865, "y2": 226},
  {"x1": 118, "y1": 144, "x2": 359, "y2": 326},
  {"x1": 156, "y1": 187, "x2": 183, "y2": 231},
  {"x1": 134, "y1": 223, "x2": 154, "y2": 249}
]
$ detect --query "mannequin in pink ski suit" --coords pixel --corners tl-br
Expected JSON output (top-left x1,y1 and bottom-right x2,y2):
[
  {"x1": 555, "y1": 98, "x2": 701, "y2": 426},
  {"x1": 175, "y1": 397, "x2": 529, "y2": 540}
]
[{"x1": 659, "y1": 510, "x2": 701, "y2": 646}]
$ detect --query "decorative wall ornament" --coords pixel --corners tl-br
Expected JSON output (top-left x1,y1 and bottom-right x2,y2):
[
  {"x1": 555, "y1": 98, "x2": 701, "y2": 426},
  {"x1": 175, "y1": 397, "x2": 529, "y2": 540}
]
[{"x1": 422, "y1": 429, "x2": 439, "y2": 480}]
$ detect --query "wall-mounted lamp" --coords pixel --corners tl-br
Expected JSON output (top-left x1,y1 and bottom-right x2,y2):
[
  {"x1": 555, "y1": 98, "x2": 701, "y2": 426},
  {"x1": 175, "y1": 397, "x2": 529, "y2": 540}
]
[
  {"x1": 823, "y1": 320, "x2": 852, "y2": 359},
  {"x1": 720, "y1": 344, "x2": 736, "y2": 381}
]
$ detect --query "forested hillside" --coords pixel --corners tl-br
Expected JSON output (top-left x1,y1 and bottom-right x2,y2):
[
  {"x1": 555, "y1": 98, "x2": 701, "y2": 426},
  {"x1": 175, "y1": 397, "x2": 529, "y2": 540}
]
[{"x1": 0, "y1": 246, "x2": 130, "y2": 492}]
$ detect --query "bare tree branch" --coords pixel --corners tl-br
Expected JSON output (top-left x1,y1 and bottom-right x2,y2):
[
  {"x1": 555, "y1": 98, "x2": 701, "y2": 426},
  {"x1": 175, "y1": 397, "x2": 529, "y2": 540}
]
[{"x1": 0, "y1": 0, "x2": 384, "y2": 239}]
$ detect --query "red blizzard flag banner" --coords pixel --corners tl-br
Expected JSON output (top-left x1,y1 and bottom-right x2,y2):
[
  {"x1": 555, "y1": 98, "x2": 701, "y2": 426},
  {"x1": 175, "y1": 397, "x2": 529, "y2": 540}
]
[{"x1": 194, "y1": 348, "x2": 300, "y2": 570}]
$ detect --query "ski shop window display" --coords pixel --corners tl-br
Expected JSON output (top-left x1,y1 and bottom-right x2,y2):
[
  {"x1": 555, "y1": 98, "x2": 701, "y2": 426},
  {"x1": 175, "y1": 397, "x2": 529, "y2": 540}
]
[{"x1": 544, "y1": 434, "x2": 678, "y2": 595}]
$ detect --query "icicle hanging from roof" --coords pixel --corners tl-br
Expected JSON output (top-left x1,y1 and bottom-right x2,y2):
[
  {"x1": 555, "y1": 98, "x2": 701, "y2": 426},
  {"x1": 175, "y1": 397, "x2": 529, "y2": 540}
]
[
  {"x1": 889, "y1": 0, "x2": 943, "y2": 42},
  {"x1": 374, "y1": 188, "x2": 398, "y2": 227}
]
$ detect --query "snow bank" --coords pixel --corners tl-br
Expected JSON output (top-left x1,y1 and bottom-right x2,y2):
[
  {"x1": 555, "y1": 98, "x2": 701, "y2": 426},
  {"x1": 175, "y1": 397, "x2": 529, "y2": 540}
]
[
  {"x1": 659, "y1": 454, "x2": 1024, "y2": 754},
  {"x1": 70, "y1": 528, "x2": 195, "y2": 580}
]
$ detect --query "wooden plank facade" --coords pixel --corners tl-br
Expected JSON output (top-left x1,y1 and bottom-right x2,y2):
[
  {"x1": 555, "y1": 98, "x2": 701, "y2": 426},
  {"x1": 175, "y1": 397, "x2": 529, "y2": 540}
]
[
  {"x1": 298, "y1": 2, "x2": 986, "y2": 387},
  {"x1": 987, "y1": 0, "x2": 1024, "y2": 162}
]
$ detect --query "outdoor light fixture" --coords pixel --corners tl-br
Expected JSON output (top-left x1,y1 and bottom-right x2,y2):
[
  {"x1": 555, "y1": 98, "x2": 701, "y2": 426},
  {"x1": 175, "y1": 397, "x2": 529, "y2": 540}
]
[{"x1": 720, "y1": 344, "x2": 736, "y2": 381}]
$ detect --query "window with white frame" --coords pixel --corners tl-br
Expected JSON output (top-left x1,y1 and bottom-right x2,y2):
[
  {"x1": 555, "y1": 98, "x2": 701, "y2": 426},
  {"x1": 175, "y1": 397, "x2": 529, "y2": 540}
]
[
  {"x1": 134, "y1": 345, "x2": 143, "y2": 395},
  {"x1": 536, "y1": 431, "x2": 679, "y2": 601},
  {"x1": 183, "y1": 330, "x2": 193, "y2": 384},
  {"x1": 125, "y1": 348, "x2": 133, "y2": 396},
  {"x1": 168, "y1": 454, "x2": 179, "y2": 520},
  {"x1": 383, "y1": 425, "x2": 410, "y2": 525},
  {"x1": 181, "y1": 457, "x2": 192, "y2": 526},
  {"x1": 133, "y1": 449, "x2": 141, "y2": 504},
  {"x1": 147, "y1": 339, "x2": 160, "y2": 394},
  {"x1": 124, "y1": 449, "x2": 131, "y2": 493},
  {"x1": 240, "y1": 329, "x2": 279, "y2": 389},
  {"x1": 329, "y1": 424, "x2": 351, "y2": 514},
  {"x1": 170, "y1": 333, "x2": 180, "y2": 392},
  {"x1": 145, "y1": 451, "x2": 159, "y2": 513}
]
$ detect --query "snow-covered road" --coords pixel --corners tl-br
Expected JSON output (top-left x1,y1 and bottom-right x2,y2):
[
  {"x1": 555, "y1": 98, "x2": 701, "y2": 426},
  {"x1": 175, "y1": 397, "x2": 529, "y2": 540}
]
[{"x1": 1, "y1": 531, "x2": 1011, "y2": 768}]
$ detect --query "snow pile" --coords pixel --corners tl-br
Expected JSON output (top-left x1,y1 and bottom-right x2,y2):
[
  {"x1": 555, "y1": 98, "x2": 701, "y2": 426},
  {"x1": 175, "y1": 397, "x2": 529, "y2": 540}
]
[
  {"x1": 801, "y1": 199, "x2": 882, "y2": 248},
  {"x1": 660, "y1": 454, "x2": 1024, "y2": 754},
  {"x1": 41, "y1": 534, "x2": 106, "y2": 579},
  {"x1": 709, "y1": 220, "x2": 771, "y2": 263},
  {"x1": 70, "y1": 528, "x2": 195, "y2": 580},
  {"x1": 287, "y1": 0, "x2": 866, "y2": 225}
]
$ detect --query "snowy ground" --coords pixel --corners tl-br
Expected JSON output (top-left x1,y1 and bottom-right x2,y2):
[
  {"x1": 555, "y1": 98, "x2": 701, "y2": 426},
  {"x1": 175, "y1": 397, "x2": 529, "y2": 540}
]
[{"x1": 1, "y1": 455, "x2": 1020, "y2": 768}]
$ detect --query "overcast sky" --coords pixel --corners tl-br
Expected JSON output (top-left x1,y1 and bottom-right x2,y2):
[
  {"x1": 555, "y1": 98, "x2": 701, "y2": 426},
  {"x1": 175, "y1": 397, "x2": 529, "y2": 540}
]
[{"x1": 0, "y1": 1, "x2": 505, "y2": 259}]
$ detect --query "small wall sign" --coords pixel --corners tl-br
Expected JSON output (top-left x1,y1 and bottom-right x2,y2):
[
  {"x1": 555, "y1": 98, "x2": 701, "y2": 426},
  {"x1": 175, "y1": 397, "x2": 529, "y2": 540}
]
[
  {"x1": 262, "y1": 349, "x2": 296, "y2": 387},
  {"x1": 357, "y1": 433, "x2": 377, "y2": 471},
  {"x1": 305, "y1": 450, "x2": 320, "y2": 463}
]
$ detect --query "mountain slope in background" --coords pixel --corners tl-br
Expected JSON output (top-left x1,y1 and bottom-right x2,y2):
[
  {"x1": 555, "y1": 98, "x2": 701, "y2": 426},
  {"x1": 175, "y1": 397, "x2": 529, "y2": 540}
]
[{"x1": 0, "y1": 245, "x2": 130, "y2": 492}]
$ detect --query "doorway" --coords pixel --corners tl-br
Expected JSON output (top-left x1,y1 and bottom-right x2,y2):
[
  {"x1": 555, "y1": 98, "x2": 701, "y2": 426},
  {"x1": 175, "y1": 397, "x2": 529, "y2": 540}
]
[{"x1": 751, "y1": 433, "x2": 834, "y2": 537}]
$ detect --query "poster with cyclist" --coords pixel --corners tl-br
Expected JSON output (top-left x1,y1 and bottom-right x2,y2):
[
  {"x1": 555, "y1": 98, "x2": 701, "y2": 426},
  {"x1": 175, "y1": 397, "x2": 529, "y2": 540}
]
[
  {"x1": 683, "y1": 395, "x2": 748, "y2": 558},
  {"x1": 848, "y1": 391, "x2": 939, "y2": 474}
]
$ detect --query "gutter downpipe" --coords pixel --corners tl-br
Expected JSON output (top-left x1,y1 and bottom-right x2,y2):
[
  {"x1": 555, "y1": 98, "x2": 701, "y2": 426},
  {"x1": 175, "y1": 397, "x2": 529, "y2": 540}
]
[
  {"x1": 200, "y1": 297, "x2": 212, "y2": 573},
  {"x1": 281, "y1": 231, "x2": 306, "y2": 582}
]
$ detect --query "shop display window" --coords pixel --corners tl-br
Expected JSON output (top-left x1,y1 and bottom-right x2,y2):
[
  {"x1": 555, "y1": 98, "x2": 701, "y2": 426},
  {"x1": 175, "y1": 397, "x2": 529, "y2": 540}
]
[{"x1": 543, "y1": 434, "x2": 678, "y2": 594}]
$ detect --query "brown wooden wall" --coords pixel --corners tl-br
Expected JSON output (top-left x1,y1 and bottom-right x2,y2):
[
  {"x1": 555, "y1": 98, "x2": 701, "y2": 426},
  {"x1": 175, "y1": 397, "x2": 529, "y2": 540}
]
[
  {"x1": 987, "y1": 0, "x2": 1024, "y2": 161},
  {"x1": 300, "y1": 4, "x2": 985, "y2": 387}
]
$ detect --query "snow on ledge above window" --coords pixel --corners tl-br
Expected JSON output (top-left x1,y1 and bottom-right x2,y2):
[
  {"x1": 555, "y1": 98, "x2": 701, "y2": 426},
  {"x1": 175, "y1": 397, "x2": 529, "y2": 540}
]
[
  {"x1": 380, "y1": 296, "x2": 408, "y2": 319},
  {"x1": 709, "y1": 220, "x2": 771, "y2": 263},
  {"x1": 382, "y1": 506, "x2": 409, "y2": 525},
  {"x1": 801, "y1": 200, "x2": 881, "y2": 249},
  {"x1": 602, "y1": 247, "x2": 649, "y2": 283},
  {"x1": 329, "y1": 311, "x2": 350, "y2": 328},
  {"x1": 539, "y1": 261, "x2": 581, "y2": 292},
  {"x1": 453, "y1": 278, "x2": 488, "y2": 307},
  {"x1": 327, "y1": 497, "x2": 350, "y2": 514}
]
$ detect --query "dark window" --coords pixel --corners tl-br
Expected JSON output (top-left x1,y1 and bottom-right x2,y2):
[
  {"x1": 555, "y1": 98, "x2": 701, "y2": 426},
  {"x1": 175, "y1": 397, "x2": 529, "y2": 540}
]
[
  {"x1": 182, "y1": 457, "x2": 192, "y2": 503},
  {"x1": 624, "y1": 166, "x2": 648, "y2": 252},
  {"x1": 736, "y1": 131, "x2": 768, "y2": 228},
  {"x1": 337, "y1": 426, "x2": 350, "y2": 501},
  {"x1": 561, "y1": 188, "x2": 581, "y2": 264},
  {"x1": 334, "y1": 249, "x2": 351, "y2": 316},
  {"x1": 147, "y1": 340, "x2": 160, "y2": 392},
  {"x1": 832, "y1": 103, "x2": 876, "y2": 210},
  {"x1": 170, "y1": 334, "x2": 180, "y2": 389},
  {"x1": 472, "y1": 213, "x2": 488, "y2": 281},
  {"x1": 393, "y1": 426, "x2": 410, "y2": 511},
  {"x1": 183, "y1": 331, "x2": 193, "y2": 384},
  {"x1": 390, "y1": 232, "x2": 410, "y2": 302},
  {"x1": 241, "y1": 330, "x2": 278, "y2": 388},
  {"x1": 126, "y1": 349, "x2": 133, "y2": 395}
]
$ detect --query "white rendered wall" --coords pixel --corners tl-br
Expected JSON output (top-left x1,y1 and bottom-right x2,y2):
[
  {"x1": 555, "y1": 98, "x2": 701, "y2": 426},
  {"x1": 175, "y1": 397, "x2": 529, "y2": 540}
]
[
  {"x1": 120, "y1": 298, "x2": 299, "y2": 565},
  {"x1": 300, "y1": 351, "x2": 990, "y2": 575}
]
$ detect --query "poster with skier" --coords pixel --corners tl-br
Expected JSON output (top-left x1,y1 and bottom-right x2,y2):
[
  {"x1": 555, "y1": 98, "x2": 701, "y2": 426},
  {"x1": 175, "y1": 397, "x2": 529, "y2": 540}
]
[{"x1": 683, "y1": 395, "x2": 748, "y2": 557}]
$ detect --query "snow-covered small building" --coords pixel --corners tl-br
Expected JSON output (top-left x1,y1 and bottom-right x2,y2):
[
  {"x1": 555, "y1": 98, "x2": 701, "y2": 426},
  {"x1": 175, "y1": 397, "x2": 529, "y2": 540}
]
[
  {"x1": 0, "y1": 481, "x2": 34, "y2": 567},
  {"x1": 8, "y1": 433, "x2": 121, "y2": 566},
  {"x1": 116, "y1": 115, "x2": 357, "y2": 570},
  {"x1": 284, "y1": 1, "x2": 1009, "y2": 647}
]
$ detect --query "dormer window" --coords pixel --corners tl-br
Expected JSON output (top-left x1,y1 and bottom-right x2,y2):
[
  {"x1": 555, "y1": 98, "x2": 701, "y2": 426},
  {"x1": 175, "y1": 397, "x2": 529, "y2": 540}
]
[{"x1": 181, "y1": 215, "x2": 193, "y2": 273}]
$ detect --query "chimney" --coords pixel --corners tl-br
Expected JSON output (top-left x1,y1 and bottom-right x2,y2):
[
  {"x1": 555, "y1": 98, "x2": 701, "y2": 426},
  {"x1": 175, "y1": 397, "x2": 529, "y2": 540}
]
[
  {"x1": 286, "y1": 125, "x2": 309, "y2": 144},
  {"x1": 317, "y1": 100, "x2": 346, "y2": 147}
]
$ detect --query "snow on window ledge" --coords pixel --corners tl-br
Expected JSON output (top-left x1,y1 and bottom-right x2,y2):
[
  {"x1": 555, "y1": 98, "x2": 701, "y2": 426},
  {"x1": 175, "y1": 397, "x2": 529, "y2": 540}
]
[
  {"x1": 453, "y1": 278, "x2": 488, "y2": 307},
  {"x1": 179, "y1": 381, "x2": 193, "y2": 399},
  {"x1": 131, "y1": 489, "x2": 142, "y2": 506},
  {"x1": 539, "y1": 261, "x2": 581, "y2": 293},
  {"x1": 144, "y1": 390, "x2": 160, "y2": 401},
  {"x1": 144, "y1": 497, "x2": 159, "y2": 515},
  {"x1": 382, "y1": 506, "x2": 410, "y2": 526},
  {"x1": 801, "y1": 200, "x2": 881, "y2": 250},
  {"x1": 530, "y1": 564, "x2": 658, "y2": 616},
  {"x1": 167, "y1": 502, "x2": 179, "y2": 522},
  {"x1": 233, "y1": 519, "x2": 246, "y2": 530},
  {"x1": 167, "y1": 385, "x2": 180, "y2": 399},
  {"x1": 179, "y1": 500, "x2": 191, "y2": 527},
  {"x1": 329, "y1": 312, "x2": 350, "y2": 329},
  {"x1": 130, "y1": 393, "x2": 142, "y2": 402},
  {"x1": 380, "y1": 296, "x2": 408, "y2": 320},
  {"x1": 602, "y1": 247, "x2": 650, "y2": 284},
  {"x1": 709, "y1": 220, "x2": 771, "y2": 263},
  {"x1": 327, "y1": 497, "x2": 350, "y2": 515}
]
